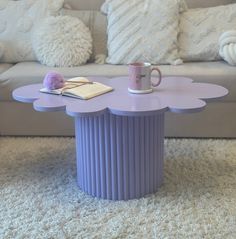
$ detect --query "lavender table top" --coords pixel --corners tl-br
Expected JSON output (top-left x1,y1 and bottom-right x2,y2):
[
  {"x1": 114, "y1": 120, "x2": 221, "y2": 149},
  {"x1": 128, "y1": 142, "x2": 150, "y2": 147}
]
[{"x1": 12, "y1": 76, "x2": 228, "y2": 117}]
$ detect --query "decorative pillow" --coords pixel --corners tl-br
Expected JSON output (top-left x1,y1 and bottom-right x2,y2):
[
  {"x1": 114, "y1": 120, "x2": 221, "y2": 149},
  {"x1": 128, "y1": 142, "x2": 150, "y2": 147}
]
[
  {"x1": 219, "y1": 30, "x2": 236, "y2": 66},
  {"x1": 60, "y1": 9, "x2": 107, "y2": 63},
  {"x1": 0, "y1": 0, "x2": 64, "y2": 63},
  {"x1": 101, "y1": 0, "x2": 188, "y2": 65},
  {"x1": 179, "y1": 4, "x2": 236, "y2": 62},
  {"x1": 32, "y1": 16, "x2": 92, "y2": 67}
]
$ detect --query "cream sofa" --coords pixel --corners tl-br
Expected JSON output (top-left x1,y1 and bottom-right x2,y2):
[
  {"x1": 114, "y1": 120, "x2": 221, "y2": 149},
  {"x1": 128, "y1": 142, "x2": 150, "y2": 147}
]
[{"x1": 0, "y1": 0, "x2": 236, "y2": 137}]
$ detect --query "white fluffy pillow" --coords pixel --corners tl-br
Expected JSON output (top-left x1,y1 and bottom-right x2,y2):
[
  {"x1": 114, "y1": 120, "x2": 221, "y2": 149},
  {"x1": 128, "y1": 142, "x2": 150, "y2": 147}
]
[
  {"x1": 60, "y1": 9, "x2": 107, "y2": 63},
  {"x1": 0, "y1": 0, "x2": 64, "y2": 63},
  {"x1": 219, "y1": 30, "x2": 236, "y2": 66},
  {"x1": 32, "y1": 16, "x2": 92, "y2": 67},
  {"x1": 179, "y1": 4, "x2": 236, "y2": 61},
  {"x1": 101, "y1": 0, "x2": 187, "y2": 65}
]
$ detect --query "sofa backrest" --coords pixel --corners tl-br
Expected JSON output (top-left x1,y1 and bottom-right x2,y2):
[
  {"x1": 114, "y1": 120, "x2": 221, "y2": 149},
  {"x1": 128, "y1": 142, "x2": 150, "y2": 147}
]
[
  {"x1": 186, "y1": 0, "x2": 233, "y2": 8},
  {"x1": 64, "y1": 0, "x2": 234, "y2": 10},
  {"x1": 62, "y1": 0, "x2": 235, "y2": 61}
]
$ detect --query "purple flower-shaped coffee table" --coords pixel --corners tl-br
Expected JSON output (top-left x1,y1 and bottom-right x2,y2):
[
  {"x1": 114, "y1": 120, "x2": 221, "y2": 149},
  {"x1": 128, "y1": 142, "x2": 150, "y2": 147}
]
[{"x1": 13, "y1": 76, "x2": 228, "y2": 200}]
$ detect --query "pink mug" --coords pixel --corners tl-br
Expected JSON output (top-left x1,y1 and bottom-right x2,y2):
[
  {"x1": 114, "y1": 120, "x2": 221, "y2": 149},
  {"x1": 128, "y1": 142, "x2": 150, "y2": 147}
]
[{"x1": 128, "y1": 62, "x2": 162, "y2": 94}]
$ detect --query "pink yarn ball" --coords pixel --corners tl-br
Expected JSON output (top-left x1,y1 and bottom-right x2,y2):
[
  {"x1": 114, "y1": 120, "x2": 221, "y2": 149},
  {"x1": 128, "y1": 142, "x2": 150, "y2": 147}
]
[{"x1": 43, "y1": 72, "x2": 65, "y2": 90}]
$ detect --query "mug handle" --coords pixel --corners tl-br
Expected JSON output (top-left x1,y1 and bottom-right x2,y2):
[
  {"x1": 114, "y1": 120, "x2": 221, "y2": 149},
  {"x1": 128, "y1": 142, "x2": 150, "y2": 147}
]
[{"x1": 151, "y1": 67, "x2": 162, "y2": 87}]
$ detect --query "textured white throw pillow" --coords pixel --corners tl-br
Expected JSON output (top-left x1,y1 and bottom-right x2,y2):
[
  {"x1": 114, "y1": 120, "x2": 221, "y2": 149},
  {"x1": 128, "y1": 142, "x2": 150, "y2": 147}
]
[
  {"x1": 0, "y1": 0, "x2": 64, "y2": 63},
  {"x1": 32, "y1": 16, "x2": 92, "y2": 67},
  {"x1": 60, "y1": 9, "x2": 107, "y2": 63},
  {"x1": 101, "y1": 0, "x2": 187, "y2": 65},
  {"x1": 219, "y1": 30, "x2": 236, "y2": 66},
  {"x1": 179, "y1": 4, "x2": 236, "y2": 62}
]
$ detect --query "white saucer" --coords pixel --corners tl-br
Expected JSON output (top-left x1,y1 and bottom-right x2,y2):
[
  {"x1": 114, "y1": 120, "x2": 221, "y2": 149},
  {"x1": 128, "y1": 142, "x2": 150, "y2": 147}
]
[{"x1": 128, "y1": 88, "x2": 153, "y2": 94}]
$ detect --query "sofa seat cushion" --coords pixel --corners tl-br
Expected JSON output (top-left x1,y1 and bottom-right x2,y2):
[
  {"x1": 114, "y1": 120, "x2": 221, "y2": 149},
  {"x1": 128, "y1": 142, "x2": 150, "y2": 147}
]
[
  {"x1": 0, "y1": 63, "x2": 13, "y2": 74},
  {"x1": 0, "y1": 61, "x2": 234, "y2": 102}
]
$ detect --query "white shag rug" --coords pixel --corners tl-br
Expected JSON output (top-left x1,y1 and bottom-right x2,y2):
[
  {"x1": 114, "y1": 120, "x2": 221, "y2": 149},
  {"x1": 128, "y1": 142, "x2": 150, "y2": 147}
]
[{"x1": 0, "y1": 137, "x2": 236, "y2": 239}]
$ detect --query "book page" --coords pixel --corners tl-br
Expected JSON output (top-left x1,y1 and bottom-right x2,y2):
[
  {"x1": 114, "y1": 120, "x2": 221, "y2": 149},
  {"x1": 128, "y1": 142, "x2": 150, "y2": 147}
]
[
  {"x1": 40, "y1": 88, "x2": 62, "y2": 95},
  {"x1": 63, "y1": 82, "x2": 113, "y2": 100}
]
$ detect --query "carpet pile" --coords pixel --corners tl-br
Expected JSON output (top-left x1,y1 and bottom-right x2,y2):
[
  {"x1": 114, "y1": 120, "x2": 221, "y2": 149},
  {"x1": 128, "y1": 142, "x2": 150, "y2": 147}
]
[{"x1": 0, "y1": 137, "x2": 236, "y2": 238}]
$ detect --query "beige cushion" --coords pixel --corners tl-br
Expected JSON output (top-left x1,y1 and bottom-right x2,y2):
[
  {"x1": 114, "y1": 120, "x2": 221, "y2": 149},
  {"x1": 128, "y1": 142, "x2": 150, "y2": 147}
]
[
  {"x1": 179, "y1": 4, "x2": 236, "y2": 62},
  {"x1": 60, "y1": 9, "x2": 107, "y2": 61},
  {"x1": 64, "y1": 0, "x2": 233, "y2": 10},
  {"x1": 101, "y1": 0, "x2": 186, "y2": 65},
  {"x1": 1, "y1": 61, "x2": 234, "y2": 102}
]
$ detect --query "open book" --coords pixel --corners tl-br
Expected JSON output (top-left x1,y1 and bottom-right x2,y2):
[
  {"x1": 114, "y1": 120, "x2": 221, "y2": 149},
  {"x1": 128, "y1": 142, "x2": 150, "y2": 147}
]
[{"x1": 40, "y1": 77, "x2": 113, "y2": 100}]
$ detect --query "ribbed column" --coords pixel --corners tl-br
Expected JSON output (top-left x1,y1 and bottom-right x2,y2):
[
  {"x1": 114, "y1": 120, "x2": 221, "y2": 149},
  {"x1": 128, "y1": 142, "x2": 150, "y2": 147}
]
[{"x1": 75, "y1": 111, "x2": 164, "y2": 200}]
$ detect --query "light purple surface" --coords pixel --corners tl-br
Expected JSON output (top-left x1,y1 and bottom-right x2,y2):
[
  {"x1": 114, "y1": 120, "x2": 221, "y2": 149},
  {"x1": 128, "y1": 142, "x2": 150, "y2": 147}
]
[
  {"x1": 12, "y1": 76, "x2": 229, "y2": 200},
  {"x1": 12, "y1": 76, "x2": 228, "y2": 117}
]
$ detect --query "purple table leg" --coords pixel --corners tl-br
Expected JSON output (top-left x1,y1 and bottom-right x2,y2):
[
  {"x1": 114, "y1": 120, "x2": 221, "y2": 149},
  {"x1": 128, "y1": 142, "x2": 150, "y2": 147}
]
[{"x1": 75, "y1": 111, "x2": 164, "y2": 200}]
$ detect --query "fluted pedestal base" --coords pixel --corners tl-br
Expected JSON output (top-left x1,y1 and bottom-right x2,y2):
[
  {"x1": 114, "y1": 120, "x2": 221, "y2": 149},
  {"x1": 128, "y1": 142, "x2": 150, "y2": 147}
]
[{"x1": 75, "y1": 112, "x2": 164, "y2": 200}]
